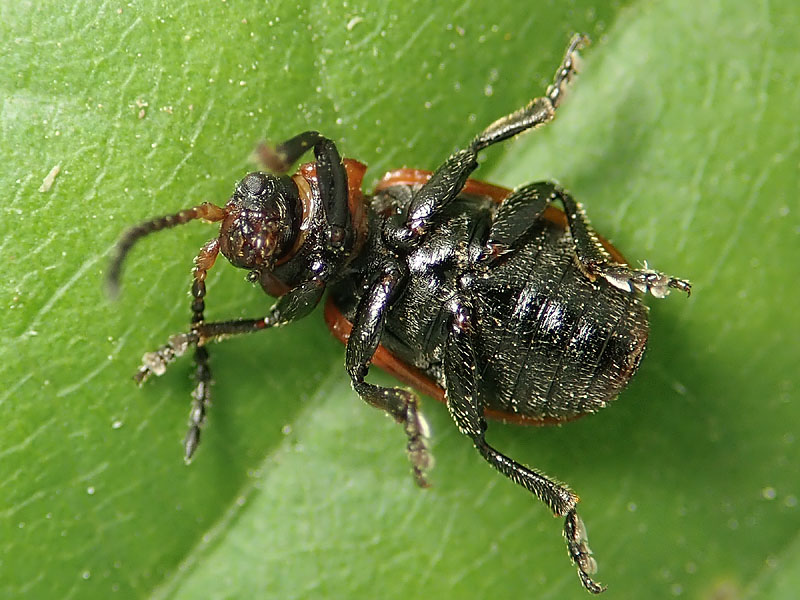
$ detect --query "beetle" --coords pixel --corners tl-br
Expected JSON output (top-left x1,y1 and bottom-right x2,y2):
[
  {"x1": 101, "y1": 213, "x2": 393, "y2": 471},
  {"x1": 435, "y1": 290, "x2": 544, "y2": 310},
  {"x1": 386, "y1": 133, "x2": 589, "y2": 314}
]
[{"x1": 108, "y1": 34, "x2": 690, "y2": 593}]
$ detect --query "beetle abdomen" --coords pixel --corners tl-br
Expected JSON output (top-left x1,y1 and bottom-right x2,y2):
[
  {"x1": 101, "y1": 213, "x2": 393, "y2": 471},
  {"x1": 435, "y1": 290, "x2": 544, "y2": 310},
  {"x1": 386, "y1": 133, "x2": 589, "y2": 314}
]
[{"x1": 473, "y1": 219, "x2": 649, "y2": 420}]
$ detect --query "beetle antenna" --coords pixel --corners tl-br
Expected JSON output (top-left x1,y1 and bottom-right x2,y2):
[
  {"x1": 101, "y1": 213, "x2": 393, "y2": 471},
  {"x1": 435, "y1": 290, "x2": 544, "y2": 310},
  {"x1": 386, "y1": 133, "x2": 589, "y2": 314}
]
[{"x1": 107, "y1": 202, "x2": 227, "y2": 298}]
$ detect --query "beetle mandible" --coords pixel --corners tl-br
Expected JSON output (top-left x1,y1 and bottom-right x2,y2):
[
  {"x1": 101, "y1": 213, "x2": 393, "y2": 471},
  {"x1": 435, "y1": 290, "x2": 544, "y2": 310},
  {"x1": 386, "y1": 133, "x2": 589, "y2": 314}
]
[{"x1": 108, "y1": 35, "x2": 690, "y2": 593}]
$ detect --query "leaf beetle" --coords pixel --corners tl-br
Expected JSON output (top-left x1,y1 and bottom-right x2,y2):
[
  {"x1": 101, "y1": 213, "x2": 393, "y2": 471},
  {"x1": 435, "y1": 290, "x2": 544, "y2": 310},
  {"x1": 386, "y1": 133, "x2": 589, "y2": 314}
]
[{"x1": 108, "y1": 35, "x2": 690, "y2": 593}]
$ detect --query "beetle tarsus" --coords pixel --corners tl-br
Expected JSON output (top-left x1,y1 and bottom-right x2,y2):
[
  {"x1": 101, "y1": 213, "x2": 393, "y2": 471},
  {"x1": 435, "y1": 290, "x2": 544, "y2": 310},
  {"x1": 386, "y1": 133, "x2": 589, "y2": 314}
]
[
  {"x1": 184, "y1": 427, "x2": 200, "y2": 464},
  {"x1": 564, "y1": 508, "x2": 606, "y2": 594},
  {"x1": 134, "y1": 331, "x2": 211, "y2": 461},
  {"x1": 134, "y1": 332, "x2": 198, "y2": 385},
  {"x1": 547, "y1": 33, "x2": 590, "y2": 108},
  {"x1": 184, "y1": 345, "x2": 212, "y2": 462},
  {"x1": 349, "y1": 377, "x2": 435, "y2": 487},
  {"x1": 668, "y1": 277, "x2": 692, "y2": 296},
  {"x1": 601, "y1": 266, "x2": 692, "y2": 299},
  {"x1": 404, "y1": 396, "x2": 433, "y2": 487}
]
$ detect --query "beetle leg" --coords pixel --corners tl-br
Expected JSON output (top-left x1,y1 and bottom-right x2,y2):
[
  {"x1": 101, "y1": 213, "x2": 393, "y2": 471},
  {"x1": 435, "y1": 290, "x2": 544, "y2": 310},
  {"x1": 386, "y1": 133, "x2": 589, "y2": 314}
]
[
  {"x1": 183, "y1": 278, "x2": 327, "y2": 347},
  {"x1": 140, "y1": 278, "x2": 324, "y2": 383},
  {"x1": 483, "y1": 182, "x2": 553, "y2": 257},
  {"x1": 344, "y1": 261, "x2": 432, "y2": 487},
  {"x1": 187, "y1": 277, "x2": 327, "y2": 459},
  {"x1": 312, "y1": 137, "x2": 350, "y2": 253},
  {"x1": 555, "y1": 187, "x2": 692, "y2": 298},
  {"x1": 263, "y1": 277, "x2": 327, "y2": 325},
  {"x1": 384, "y1": 35, "x2": 588, "y2": 249},
  {"x1": 443, "y1": 297, "x2": 605, "y2": 594},
  {"x1": 257, "y1": 130, "x2": 326, "y2": 173},
  {"x1": 484, "y1": 181, "x2": 691, "y2": 298},
  {"x1": 135, "y1": 277, "x2": 326, "y2": 461},
  {"x1": 259, "y1": 131, "x2": 350, "y2": 253}
]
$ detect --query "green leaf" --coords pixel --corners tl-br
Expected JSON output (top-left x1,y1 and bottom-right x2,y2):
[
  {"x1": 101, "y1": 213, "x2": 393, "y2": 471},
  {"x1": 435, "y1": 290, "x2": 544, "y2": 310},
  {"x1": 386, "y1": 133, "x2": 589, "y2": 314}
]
[{"x1": 2, "y1": 1, "x2": 798, "y2": 599}]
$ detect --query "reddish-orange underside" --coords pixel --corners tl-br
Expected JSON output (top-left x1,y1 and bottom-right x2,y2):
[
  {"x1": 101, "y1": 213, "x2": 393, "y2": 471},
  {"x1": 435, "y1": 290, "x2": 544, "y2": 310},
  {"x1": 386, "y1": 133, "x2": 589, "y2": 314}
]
[{"x1": 324, "y1": 167, "x2": 627, "y2": 426}]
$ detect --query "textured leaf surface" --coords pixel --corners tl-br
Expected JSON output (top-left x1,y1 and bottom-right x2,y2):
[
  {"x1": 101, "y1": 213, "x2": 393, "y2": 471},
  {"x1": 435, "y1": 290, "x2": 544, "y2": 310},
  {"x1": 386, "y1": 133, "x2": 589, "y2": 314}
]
[{"x1": 2, "y1": 1, "x2": 798, "y2": 599}]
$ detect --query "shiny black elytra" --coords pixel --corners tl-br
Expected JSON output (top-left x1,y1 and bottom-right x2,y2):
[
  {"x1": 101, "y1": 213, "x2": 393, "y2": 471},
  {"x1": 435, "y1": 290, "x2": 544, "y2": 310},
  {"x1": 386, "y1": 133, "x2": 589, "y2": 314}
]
[{"x1": 108, "y1": 35, "x2": 690, "y2": 594}]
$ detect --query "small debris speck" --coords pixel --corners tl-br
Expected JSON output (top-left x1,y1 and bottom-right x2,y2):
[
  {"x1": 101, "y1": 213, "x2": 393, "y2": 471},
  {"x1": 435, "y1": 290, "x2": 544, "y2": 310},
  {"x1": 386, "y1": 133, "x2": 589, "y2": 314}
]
[
  {"x1": 38, "y1": 165, "x2": 60, "y2": 192},
  {"x1": 135, "y1": 98, "x2": 148, "y2": 119},
  {"x1": 346, "y1": 16, "x2": 364, "y2": 31}
]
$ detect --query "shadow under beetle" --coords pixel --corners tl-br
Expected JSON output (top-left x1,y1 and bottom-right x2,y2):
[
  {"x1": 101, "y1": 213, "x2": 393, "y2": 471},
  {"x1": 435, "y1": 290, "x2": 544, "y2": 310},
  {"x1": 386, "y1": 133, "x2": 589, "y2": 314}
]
[{"x1": 108, "y1": 35, "x2": 690, "y2": 593}]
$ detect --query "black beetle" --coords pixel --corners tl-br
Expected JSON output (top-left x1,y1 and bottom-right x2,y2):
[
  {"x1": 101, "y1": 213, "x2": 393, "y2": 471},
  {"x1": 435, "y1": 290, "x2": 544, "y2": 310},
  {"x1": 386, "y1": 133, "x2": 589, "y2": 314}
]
[{"x1": 108, "y1": 35, "x2": 690, "y2": 593}]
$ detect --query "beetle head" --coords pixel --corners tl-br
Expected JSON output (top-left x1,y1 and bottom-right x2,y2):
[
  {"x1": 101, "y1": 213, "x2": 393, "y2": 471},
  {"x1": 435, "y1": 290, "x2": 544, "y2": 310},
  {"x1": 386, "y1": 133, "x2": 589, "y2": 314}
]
[{"x1": 219, "y1": 172, "x2": 300, "y2": 271}]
